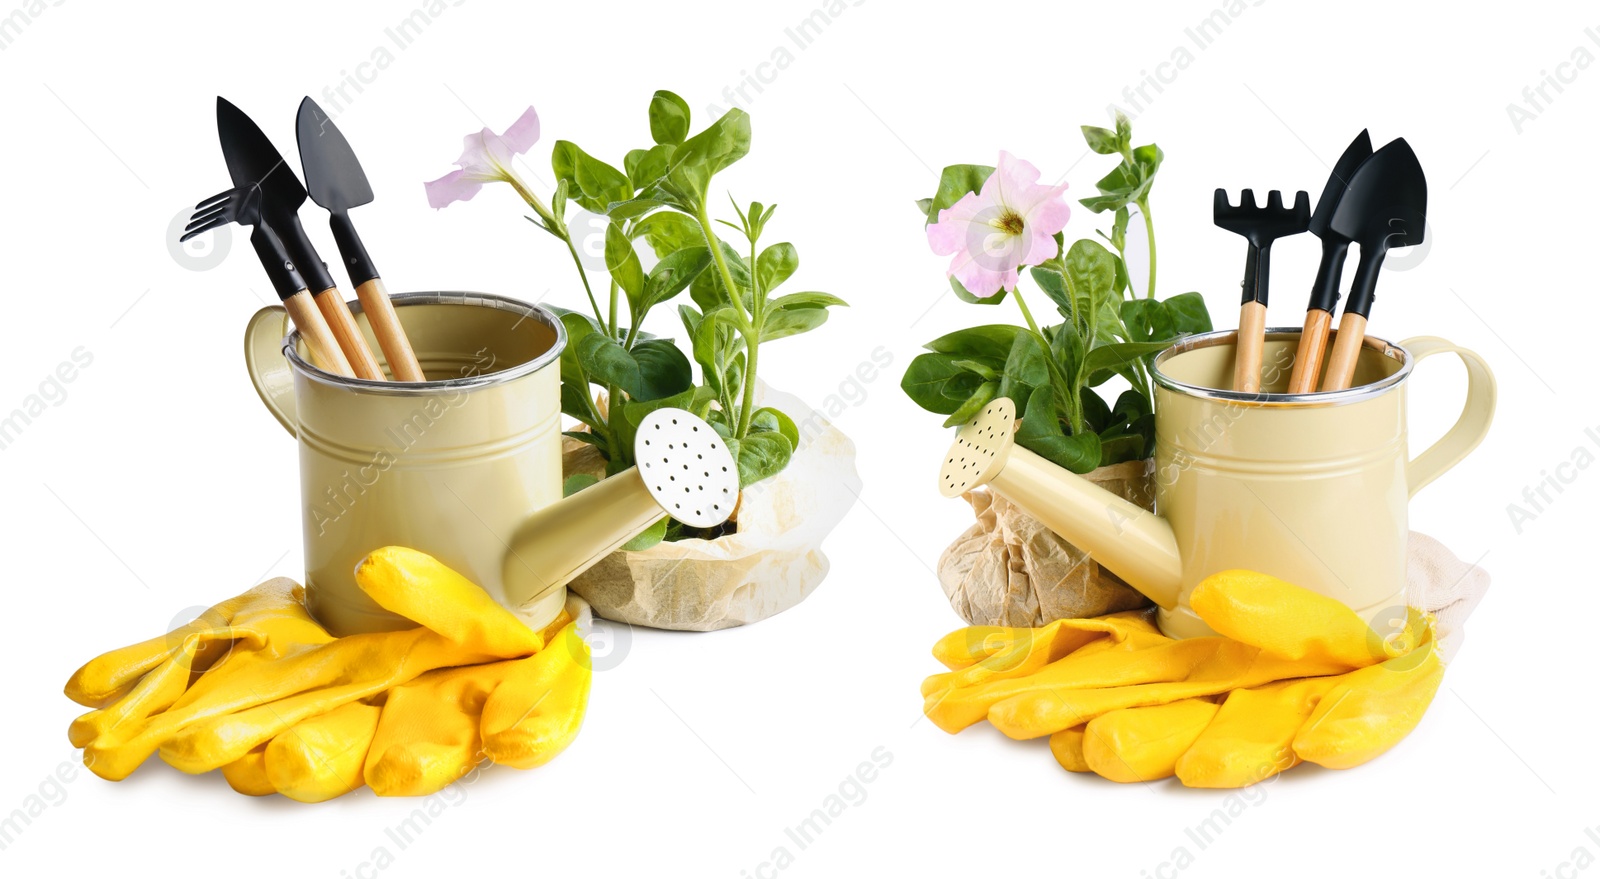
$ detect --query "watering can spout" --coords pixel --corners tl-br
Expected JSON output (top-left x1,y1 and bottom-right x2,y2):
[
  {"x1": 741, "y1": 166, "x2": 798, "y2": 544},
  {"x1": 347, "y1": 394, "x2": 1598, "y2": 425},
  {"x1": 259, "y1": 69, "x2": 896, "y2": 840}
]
[
  {"x1": 938, "y1": 398, "x2": 1183, "y2": 610},
  {"x1": 503, "y1": 408, "x2": 741, "y2": 612}
]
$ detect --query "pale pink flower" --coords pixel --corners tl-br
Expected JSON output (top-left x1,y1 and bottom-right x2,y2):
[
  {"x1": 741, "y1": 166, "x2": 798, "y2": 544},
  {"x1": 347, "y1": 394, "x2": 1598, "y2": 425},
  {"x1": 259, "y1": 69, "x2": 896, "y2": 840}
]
[
  {"x1": 425, "y1": 106, "x2": 541, "y2": 208},
  {"x1": 926, "y1": 151, "x2": 1070, "y2": 297}
]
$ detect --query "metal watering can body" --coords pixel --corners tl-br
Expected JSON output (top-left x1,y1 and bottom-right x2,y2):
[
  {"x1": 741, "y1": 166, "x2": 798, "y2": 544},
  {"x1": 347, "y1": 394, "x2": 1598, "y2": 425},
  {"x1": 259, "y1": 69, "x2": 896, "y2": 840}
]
[
  {"x1": 245, "y1": 291, "x2": 737, "y2": 637},
  {"x1": 942, "y1": 328, "x2": 1496, "y2": 638}
]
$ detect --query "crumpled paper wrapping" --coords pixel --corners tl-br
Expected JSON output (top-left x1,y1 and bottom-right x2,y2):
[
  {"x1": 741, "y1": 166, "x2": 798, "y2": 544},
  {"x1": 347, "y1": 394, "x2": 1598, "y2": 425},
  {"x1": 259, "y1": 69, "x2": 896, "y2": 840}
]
[
  {"x1": 564, "y1": 385, "x2": 860, "y2": 631},
  {"x1": 937, "y1": 460, "x2": 1156, "y2": 627}
]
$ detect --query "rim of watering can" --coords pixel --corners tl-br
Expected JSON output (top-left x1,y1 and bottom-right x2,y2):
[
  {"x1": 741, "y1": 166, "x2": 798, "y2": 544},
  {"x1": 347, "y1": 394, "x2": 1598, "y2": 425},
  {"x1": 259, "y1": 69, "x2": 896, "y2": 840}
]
[
  {"x1": 1151, "y1": 327, "x2": 1413, "y2": 408},
  {"x1": 281, "y1": 291, "x2": 567, "y2": 396}
]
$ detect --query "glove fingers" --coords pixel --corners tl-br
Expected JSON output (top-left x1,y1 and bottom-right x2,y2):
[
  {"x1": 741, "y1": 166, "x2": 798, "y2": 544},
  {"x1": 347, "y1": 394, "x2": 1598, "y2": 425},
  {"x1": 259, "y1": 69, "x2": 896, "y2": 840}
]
[
  {"x1": 355, "y1": 547, "x2": 544, "y2": 657},
  {"x1": 1049, "y1": 726, "x2": 1090, "y2": 773},
  {"x1": 220, "y1": 744, "x2": 276, "y2": 797},
  {"x1": 924, "y1": 635, "x2": 1206, "y2": 734},
  {"x1": 481, "y1": 622, "x2": 592, "y2": 770},
  {"x1": 365, "y1": 662, "x2": 511, "y2": 797},
  {"x1": 1192, "y1": 570, "x2": 1405, "y2": 668},
  {"x1": 1175, "y1": 677, "x2": 1336, "y2": 788},
  {"x1": 1082, "y1": 699, "x2": 1220, "y2": 783},
  {"x1": 922, "y1": 612, "x2": 1160, "y2": 698},
  {"x1": 63, "y1": 582, "x2": 285, "y2": 707},
  {"x1": 266, "y1": 701, "x2": 382, "y2": 803},
  {"x1": 1293, "y1": 643, "x2": 1443, "y2": 770}
]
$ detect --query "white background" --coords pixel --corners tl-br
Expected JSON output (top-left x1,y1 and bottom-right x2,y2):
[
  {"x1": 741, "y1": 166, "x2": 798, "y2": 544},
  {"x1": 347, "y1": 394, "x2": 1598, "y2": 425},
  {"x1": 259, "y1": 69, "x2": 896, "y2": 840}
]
[{"x1": 2, "y1": 0, "x2": 1595, "y2": 875}]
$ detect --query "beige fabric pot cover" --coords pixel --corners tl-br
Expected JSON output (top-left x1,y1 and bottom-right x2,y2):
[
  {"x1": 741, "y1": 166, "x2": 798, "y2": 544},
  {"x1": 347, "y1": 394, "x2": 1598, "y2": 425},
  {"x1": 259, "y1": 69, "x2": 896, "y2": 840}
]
[
  {"x1": 938, "y1": 460, "x2": 1156, "y2": 628},
  {"x1": 564, "y1": 385, "x2": 860, "y2": 631}
]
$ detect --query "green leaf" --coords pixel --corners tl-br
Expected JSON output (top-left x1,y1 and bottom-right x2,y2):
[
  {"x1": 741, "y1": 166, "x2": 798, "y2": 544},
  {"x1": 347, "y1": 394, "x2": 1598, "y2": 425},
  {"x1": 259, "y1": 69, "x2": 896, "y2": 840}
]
[
  {"x1": 730, "y1": 431, "x2": 793, "y2": 487},
  {"x1": 922, "y1": 164, "x2": 993, "y2": 224},
  {"x1": 1162, "y1": 291, "x2": 1213, "y2": 335},
  {"x1": 1016, "y1": 385, "x2": 1102, "y2": 474},
  {"x1": 923, "y1": 324, "x2": 1022, "y2": 365},
  {"x1": 900, "y1": 353, "x2": 987, "y2": 415},
  {"x1": 604, "y1": 222, "x2": 646, "y2": 304},
  {"x1": 550, "y1": 309, "x2": 601, "y2": 390},
  {"x1": 1062, "y1": 239, "x2": 1122, "y2": 347},
  {"x1": 1098, "y1": 434, "x2": 1147, "y2": 466},
  {"x1": 953, "y1": 359, "x2": 999, "y2": 381},
  {"x1": 998, "y1": 331, "x2": 1049, "y2": 405},
  {"x1": 752, "y1": 406, "x2": 800, "y2": 447},
  {"x1": 943, "y1": 380, "x2": 998, "y2": 428},
  {"x1": 551, "y1": 141, "x2": 631, "y2": 215},
  {"x1": 575, "y1": 334, "x2": 693, "y2": 402},
  {"x1": 648, "y1": 90, "x2": 691, "y2": 146},
  {"x1": 756, "y1": 242, "x2": 798, "y2": 293},
  {"x1": 620, "y1": 516, "x2": 669, "y2": 552},
  {"x1": 624, "y1": 144, "x2": 674, "y2": 191},
  {"x1": 950, "y1": 275, "x2": 1007, "y2": 305},
  {"x1": 640, "y1": 245, "x2": 711, "y2": 315},
  {"x1": 760, "y1": 303, "x2": 830, "y2": 341},
  {"x1": 629, "y1": 338, "x2": 695, "y2": 401},
  {"x1": 1081, "y1": 125, "x2": 1120, "y2": 155},
  {"x1": 1049, "y1": 320, "x2": 1085, "y2": 390},
  {"x1": 689, "y1": 239, "x2": 751, "y2": 313},
  {"x1": 656, "y1": 108, "x2": 751, "y2": 212},
  {"x1": 1082, "y1": 340, "x2": 1175, "y2": 386},
  {"x1": 769, "y1": 291, "x2": 846, "y2": 311},
  {"x1": 634, "y1": 210, "x2": 705, "y2": 258},
  {"x1": 562, "y1": 473, "x2": 599, "y2": 497}
]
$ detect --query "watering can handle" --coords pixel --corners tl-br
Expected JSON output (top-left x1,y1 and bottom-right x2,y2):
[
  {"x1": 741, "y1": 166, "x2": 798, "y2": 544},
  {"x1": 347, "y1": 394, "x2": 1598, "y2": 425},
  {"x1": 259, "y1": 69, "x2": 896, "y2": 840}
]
[
  {"x1": 1402, "y1": 336, "x2": 1496, "y2": 498},
  {"x1": 244, "y1": 305, "x2": 299, "y2": 438}
]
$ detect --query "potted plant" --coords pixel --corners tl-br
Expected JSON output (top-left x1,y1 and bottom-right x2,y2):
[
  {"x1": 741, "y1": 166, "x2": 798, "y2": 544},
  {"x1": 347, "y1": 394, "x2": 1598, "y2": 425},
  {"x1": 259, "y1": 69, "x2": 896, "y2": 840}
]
[
  {"x1": 426, "y1": 91, "x2": 857, "y2": 631},
  {"x1": 900, "y1": 115, "x2": 1212, "y2": 627}
]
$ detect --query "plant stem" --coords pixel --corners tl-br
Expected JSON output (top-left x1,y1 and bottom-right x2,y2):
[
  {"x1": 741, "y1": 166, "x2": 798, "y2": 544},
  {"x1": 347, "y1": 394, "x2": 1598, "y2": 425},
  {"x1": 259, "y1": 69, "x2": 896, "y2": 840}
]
[
  {"x1": 1014, "y1": 285, "x2": 1084, "y2": 434},
  {"x1": 608, "y1": 280, "x2": 620, "y2": 339},
  {"x1": 693, "y1": 202, "x2": 757, "y2": 436},
  {"x1": 1139, "y1": 197, "x2": 1157, "y2": 299},
  {"x1": 736, "y1": 332, "x2": 760, "y2": 438}
]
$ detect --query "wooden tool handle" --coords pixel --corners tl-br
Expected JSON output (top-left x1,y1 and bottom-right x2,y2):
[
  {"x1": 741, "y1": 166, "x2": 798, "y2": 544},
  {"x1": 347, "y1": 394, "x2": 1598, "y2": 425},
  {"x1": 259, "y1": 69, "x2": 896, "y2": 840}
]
[
  {"x1": 313, "y1": 288, "x2": 384, "y2": 380},
  {"x1": 1320, "y1": 312, "x2": 1369, "y2": 391},
  {"x1": 283, "y1": 291, "x2": 355, "y2": 377},
  {"x1": 354, "y1": 277, "x2": 425, "y2": 382},
  {"x1": 1233, "y1": 300, "x2": 1268, "y2": 393},
  {"x1": 1287, "y1": 309, "x2": 1333, "y2": 394}
]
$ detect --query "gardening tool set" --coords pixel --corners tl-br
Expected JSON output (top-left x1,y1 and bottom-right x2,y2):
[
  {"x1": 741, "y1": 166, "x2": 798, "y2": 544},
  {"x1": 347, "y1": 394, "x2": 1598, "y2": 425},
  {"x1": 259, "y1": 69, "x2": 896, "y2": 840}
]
[
  {"x1": 66, "y1": 98, "x2": 1493, "y2": 798},
  {"x1": 928, "y1": 127, "x2": 1494, "y2": 786}
]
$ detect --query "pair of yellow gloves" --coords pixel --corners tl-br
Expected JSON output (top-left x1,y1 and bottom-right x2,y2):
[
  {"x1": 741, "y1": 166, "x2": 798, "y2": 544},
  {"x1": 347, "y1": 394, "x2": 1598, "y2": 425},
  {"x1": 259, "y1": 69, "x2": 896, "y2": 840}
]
[
  {"x1": 64, "y1": 547, "x2": 591, "y2": 802},
  {"x1": 922, "y1": 570, "x2": 1444, "y2": 787}
]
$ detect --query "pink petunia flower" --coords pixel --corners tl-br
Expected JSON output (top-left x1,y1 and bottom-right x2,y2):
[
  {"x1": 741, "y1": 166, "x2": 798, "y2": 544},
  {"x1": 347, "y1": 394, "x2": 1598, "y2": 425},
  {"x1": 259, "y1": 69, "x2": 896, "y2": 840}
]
[
  {"x1": 926, "y1": 152, "x2": 1070, "y2": 297},
  {"x1": 424, "y1": 106, "x2": 541, "y2": 209}
]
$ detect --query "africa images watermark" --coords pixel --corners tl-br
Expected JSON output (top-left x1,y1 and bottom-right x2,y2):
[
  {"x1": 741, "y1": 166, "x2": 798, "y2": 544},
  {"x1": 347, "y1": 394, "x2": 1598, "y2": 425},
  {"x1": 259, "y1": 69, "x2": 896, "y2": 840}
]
[
  {"x1": 1504, "y1": 424, "x2": 1599, "y2": 535},
  {"x1": 704, "y1": 0, "x2": 868, "y2": 119},
  {"x1": 310, "y1": 347, "x2": 496, "y2": 536},
  {"x1": 1105, "y1": 0, "x2": 1267, "y2": 121},
  {"x1": 1505, "y1": 26, "x2": 1600, "y2": 134},
  {"x1": 0, "y1": 0, "x2": 66, "y2": 52},
  {"x1": 0, "y1": 752, "x2": 85, "y2": 853},
  {"x1": 317, "y1": 0, "x2": 467, "y2": 120},
  {"x1": 0, "y1": 347, "x2": 94, "y2": 454},
  {"x1": 739, "y1": 745, "x2": 894, "y2": 879}
]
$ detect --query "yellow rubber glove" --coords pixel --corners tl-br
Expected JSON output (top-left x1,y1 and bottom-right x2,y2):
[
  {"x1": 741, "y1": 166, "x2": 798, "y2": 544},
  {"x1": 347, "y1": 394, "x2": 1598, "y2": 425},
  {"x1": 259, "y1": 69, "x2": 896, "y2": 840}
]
[
  {"x1": 68, "y1": 547, "x2": 548, "y2": 781},
  {"x1": 921, "y1": 571, "x2": 1389, "y2": 739},
  {"x1": 1045, "y1": 579, "x2": 1442, "y2": 788},
  {"x1": 366, "y1": 605, "x2": 589, "y2": 794}
]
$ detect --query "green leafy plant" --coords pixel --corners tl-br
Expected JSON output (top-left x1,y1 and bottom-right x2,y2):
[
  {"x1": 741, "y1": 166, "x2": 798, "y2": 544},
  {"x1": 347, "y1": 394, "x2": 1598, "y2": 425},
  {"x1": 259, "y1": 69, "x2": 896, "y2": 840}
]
[
  {"x1": 901, "y1": 115, "x2": 1210, "y2": 473},
  {"x1": 428, "y1": 92, "x2": 844, "y2": 546}
]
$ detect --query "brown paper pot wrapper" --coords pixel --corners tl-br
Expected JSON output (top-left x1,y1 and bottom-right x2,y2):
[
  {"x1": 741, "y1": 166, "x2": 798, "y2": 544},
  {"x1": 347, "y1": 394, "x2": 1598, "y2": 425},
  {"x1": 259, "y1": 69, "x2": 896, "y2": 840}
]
[
  {"x1": 562, "y1": 385, "x2": 860, "y2": 631},
  {"x1": 938, "y1": 459, "x2": 1156, "y2": 627}
]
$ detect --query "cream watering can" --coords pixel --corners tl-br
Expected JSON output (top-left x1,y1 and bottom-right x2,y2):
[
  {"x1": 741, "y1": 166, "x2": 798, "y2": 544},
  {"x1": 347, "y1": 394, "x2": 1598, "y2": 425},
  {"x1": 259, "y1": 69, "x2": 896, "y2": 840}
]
[
  {"x1": 246, "y1": 291, "x2": 738, "y2": 636},
  {"x1": 939, "y1": 328, "x2": 1495, "y2": 638}
]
